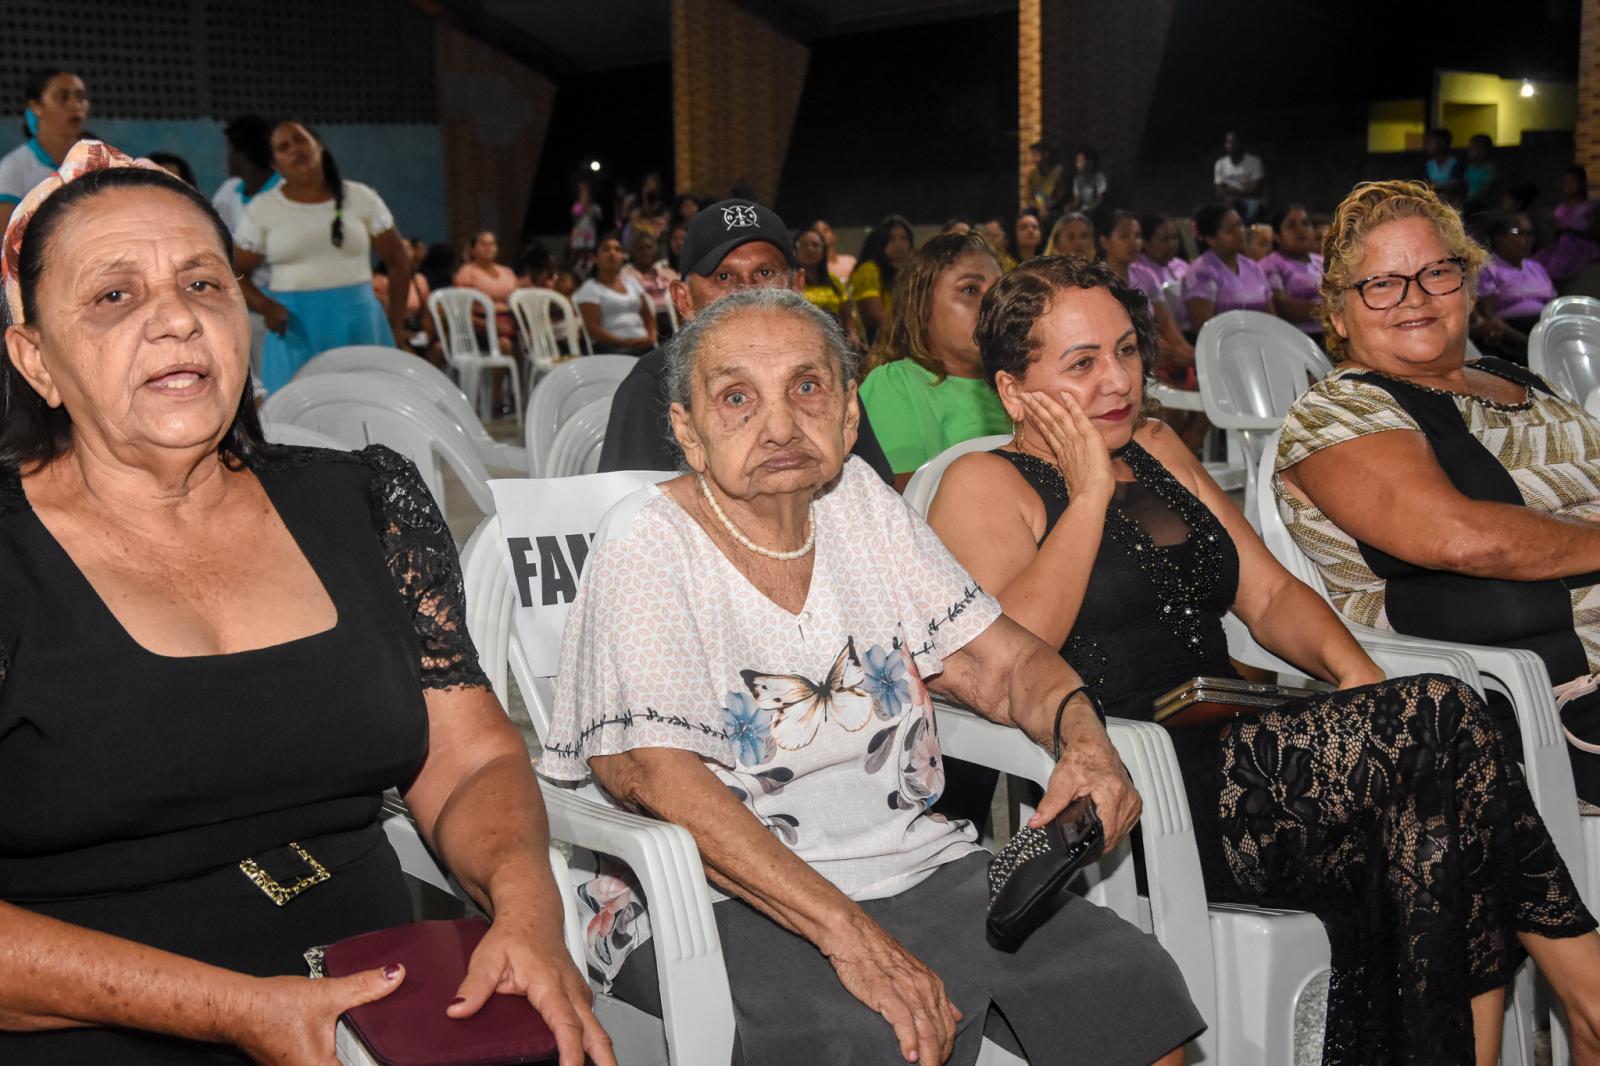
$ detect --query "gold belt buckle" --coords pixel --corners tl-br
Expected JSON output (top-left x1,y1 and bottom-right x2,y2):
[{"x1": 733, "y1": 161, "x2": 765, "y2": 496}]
[{"x1": 239, "y1": 842, "x2": 331, "y2": 906}]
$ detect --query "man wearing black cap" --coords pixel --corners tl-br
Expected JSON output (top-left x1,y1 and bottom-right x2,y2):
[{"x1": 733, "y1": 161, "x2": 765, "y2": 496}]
[{"x1": 597, "y1": 199, "x2": 893, "y2": 482}]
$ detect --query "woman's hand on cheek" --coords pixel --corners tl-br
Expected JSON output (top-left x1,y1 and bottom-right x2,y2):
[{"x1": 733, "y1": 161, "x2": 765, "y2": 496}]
[{"x1": 1021, "y1": 391, "x2": 1114, "y2": 504}]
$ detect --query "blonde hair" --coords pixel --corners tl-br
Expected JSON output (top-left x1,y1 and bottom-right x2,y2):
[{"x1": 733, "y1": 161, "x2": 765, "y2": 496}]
[
  {"x1": 1044, "y1": 211, "x2": 1095, "y2": 258},
  {"x1": 1318, "y1": 179, "x2": 1487, "y2": 358}
]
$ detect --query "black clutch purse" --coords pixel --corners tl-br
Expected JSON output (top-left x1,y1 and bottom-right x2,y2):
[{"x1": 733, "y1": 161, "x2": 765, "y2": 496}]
[{"x1": 985, "y1": 687, "x2": 1108, "y2": 953}]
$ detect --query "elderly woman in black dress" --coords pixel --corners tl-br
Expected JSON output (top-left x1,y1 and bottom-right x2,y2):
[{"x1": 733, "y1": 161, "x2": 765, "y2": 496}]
[
  {"x1": 928, "y1": 255, "x2": 1600, "y2": 1066},
  {"x1": 0, "y1": 143, "x2": 612, "y2": 1065}
]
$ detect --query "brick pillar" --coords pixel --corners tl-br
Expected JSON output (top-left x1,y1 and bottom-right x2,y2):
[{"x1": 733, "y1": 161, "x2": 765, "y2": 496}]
[
  {"x1": 436, "y1": 23, "x2": 557, "y2": 247},
  {"x1": 671, "y1": 0, "x2": 808, "y2": 205},
  {"x1": 1018, "y1": 0, "x2": 1042, "y2": 209},
  {"x1": 1039, "y1": 0, "x2": 1179, "y2": 210},
  {"x1": 1580, "y1": 0, "x2": 1600, "y2": 179}
]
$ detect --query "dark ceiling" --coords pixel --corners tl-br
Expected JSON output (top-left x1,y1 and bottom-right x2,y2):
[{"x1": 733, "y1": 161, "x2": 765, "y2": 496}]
[{"x1": 458, "y1": 0, "x2": 1016, "y2": 72}]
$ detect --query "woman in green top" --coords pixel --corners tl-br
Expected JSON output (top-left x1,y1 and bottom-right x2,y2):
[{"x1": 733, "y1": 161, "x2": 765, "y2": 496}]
[
  {"x1": 858, "y1": 232, "x2": 1010, "y2": 489},
  {"x1": 849, "y1": 214, "x2": 915, "y2": 345}
]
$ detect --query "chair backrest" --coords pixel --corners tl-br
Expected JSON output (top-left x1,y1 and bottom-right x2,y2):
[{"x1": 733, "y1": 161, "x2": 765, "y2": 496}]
[
  {"x1": 902, "y1": 434, "x2": 1014, "y2": 517},
  {"x1": 464, "y1": 472, "x2": 672, "y2": 741},
  {"x1": 1160, "y1": 277, "x2": 1186, "y2": 322},
  {"x1": 1528, "y1": 312, "x2": 1600, "y2": 403},
  {"x1": 1541, "y1": 294, "x2": 1600, "y2": 322},
  {"x1": 524, "y1": 355, "x2": 637, "y2": 475},
  {"x1": 1195, "y1": 310, "x2": 1330, "y2": 482},
  {"x1": 1587, "y1": 385, "x2": 1600, "y2": 420},
  {"x1": 258, "y1": 419, "x2": 349, "y2": 450},
  {"x1": 544, "y1": 397, "x2": 612, "y2": 477},
  {"x1": 428, "y1": 286, "x2": 501, "y2": 360},
  {"x1": 294, "y1": 346, "x2": 527, "y2": 473},
  {"x1": 261, "y1": 374, "x2": 497, "y2": 518},
  {"x1": 509, "y1": 288, "x2": 584, "y2": 373},
  {"x1": 1253, "y1": 428, "x2": 1332, "y2": 598}
]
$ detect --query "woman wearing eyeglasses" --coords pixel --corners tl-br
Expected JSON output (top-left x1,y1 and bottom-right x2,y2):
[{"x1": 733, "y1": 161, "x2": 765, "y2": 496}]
[
  {"x1": 1275, "y1": 180, "x2": 1600, "y2": 814},
  {"x1": 1473, "y1": 211, "x2": 1557, "y2": 364}
]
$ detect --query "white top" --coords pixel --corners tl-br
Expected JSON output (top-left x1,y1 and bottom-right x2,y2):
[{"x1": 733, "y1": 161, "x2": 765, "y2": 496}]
[
  {"x1": 546, "y1": 457, "x2": 997, "y2": 901},
  {"x1": 210, "y1": 174, "x2": 280, "y2": 289},
  {"x1": 231, "y1": 180, "x2": 395, "y2": 293},
  {"x1": 0, "y1": 139, "x2": 58, "y2": 205},
  {"x1": 1213, "y1": 152, "x2": 1265, "y2": 190},
  {"x1": 573, "y1": 275, "x2": 649, "y2": 341}
]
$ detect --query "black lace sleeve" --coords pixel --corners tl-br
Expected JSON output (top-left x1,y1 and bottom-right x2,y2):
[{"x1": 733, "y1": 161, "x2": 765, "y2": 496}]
[{"x1": 359, "y1": 445, "x2": 492, "y2": 691}]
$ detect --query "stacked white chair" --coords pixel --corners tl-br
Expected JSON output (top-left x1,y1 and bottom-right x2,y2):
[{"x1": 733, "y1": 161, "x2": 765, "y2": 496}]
[
  {"x1": 509, "y1": 288, "x2": 591, "y2": 377},
  {"x1": 1541, "y1": 294, "x2": 1600, "y2": 322},
  {"x1": 908, "y1": 435, "x2": 1522, "y2": 1065},
  {"x1": 295, "y1": 346, "x2": 527, "y2": 472},
  {"x1": 1256, "y1": 433, "x2": 1594, "y2": 1065},
  {"x1": 257, "y1": 419, "x2": 348, "y2": 451},
  {"x1": 524, "y1": 355, "x2": 637, "y2": 476},
  {"x1": 260, "y1": 375, "x2": 496, "y2": 524},
  {"x1": 429, "y1": 287, "x2": 524, "y2": 427},
  {"x1": 1528, "y1": 312, "x2": 1600, "y2": 404},
  {"x1": 1194, "y1": 311, "x2": 1332, "y2": 525},
  {"x1": 543, "y1": 397, "x2": 612, "y2": 477}
]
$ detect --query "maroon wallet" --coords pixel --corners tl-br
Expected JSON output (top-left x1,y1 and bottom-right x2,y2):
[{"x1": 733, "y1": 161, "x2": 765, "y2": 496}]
[{"x1": 319, "y1": 918, "x2": 559, "y2": 1066}]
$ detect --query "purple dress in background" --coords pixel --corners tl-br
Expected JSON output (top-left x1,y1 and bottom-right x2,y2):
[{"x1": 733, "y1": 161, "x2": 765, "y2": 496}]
[
  {"x1": 1181, "y1": 250, "x2": 1273, "y2": 316},
  {"x1": 1479, "y1": 255, "x2": 1557, "y2": 321},
  {"x1": 1129, "y1": 255, "x2": 1191, "y2": 330},
  {"x1": 1260, "y1": 251, "x2": 1324, "y2": 334},
  {"x1": 1534, "y1": 199, "x2": 1600, "y2": 281}
]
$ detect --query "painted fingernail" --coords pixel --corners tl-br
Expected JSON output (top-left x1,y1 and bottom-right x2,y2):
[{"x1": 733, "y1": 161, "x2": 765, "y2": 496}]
[
  {"x1": 382, "y1": 964, "x2": 401, "y2": 980},
  {"x1": 450, "y1": 997, "x2": 467, "y2": 1006}
]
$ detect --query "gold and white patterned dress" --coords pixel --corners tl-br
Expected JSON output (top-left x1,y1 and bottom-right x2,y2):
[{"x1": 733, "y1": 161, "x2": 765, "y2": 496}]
[{"x1": 1273, "y1": 365, "x2": 1600, "y2": 675}]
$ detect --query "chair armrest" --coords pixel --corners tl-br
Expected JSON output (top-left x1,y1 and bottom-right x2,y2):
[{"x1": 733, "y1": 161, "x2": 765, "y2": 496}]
[
  {"x1": 1347, "y1": 623, "x2": 1591, "y2": 911},
  {"x1": 1150, "y1": 383, "x2": 1204, "y2": 412},
  {"x1": 380, "y1": 795, "x2": 463, "y2": 900},
  {"x1": 486, "y1": 441, "x2": 529, "y2": 474},
  {"x1": 933, "y1": 698, "x2": 1056, "y2": 791},
  {"x1": 541, "y1": 783, "x2": 736, "y2": 1064}
]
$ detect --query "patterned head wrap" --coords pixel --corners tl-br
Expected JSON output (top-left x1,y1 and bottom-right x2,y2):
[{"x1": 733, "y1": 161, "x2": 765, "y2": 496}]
[{"x1": 2, "y1": 140, "x2": 165, "y2": 326}]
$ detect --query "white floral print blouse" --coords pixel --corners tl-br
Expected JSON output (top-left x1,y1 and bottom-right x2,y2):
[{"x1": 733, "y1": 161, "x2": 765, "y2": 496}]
[{"x1": 545, "y1": 458, "x2": 998, "y2": 913}]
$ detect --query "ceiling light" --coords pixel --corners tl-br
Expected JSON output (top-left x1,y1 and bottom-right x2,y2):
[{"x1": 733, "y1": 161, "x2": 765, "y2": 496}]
[
  {"x1": 1520, "y1": 80, "x2": 1535, "y2": 98},
  {"x1": 589, "y1": 159, "x2": 602, "y2": 172}
]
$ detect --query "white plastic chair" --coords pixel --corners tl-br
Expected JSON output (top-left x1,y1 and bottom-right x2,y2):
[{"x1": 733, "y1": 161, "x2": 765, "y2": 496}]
[
  {"x1": 1195, "y1": 311, "x2": 1332, "y2": 524},
  {"x1": 1587, "y1": 385, "x2": 1600, "y2": 421},
  {"x1": 902, "y1": 434, "x2": 1011, "y2": 515},
  {"x1": 258, "y1": 419, "x2": 348, "y2": 451},
  {"x1": 524, "y1": 355, "x2": 637, "y2": 476},
  {"x1": 1541, "y1": 294, "x2": 1600, "y2": 322},
  {"x1": 543, "y1": 397, "x2": 612, "y2": 477},
  {"x1": 509, "y1": 288, "x2": 591, "y2": 377},
  {"x1": 429, "y1": 287, "x2": 524, "y2": 427},
  {"x1": 1258, "y1": 433, "x2": 1594, "y2": 1066},
  {"x1": 1528, "y1": 312, "x2": 1600, "y2": 404},
  {"x1": 261, "y1": 375, "x2": 496, "y2": 523},
  {"x1": 295, "y1": 346, "x2": 527, "y2": 473}
]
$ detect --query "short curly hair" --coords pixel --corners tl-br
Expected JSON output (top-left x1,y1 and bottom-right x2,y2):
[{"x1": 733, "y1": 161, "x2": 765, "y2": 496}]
[
  {"x1": 975, "y1": 255, "x2": 1157, "y2": 391},
  {"x1": 1318, "y1": 179, "x2": 1487, "y2": 359}
]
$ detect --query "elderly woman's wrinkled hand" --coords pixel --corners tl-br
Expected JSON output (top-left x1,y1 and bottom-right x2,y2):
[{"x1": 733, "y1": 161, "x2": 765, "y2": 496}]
[
  {"x1": 1031, "y1": 717, "x2": 1142, "y2": 852},
  {"x1": 820, "y1": 911, "x2": 962, "y2": 1064},
  {"x1": 447, "y1": 911, "x2": 616, "y2": 1066},
  {"x1": 225, "y1": 966, "x2": 406, "y2": 1065}
]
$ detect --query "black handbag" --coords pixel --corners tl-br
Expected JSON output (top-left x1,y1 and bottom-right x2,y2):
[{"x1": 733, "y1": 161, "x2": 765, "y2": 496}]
[{"x1": 985, "y1": 688, "x2": 1108, "y2": 953}]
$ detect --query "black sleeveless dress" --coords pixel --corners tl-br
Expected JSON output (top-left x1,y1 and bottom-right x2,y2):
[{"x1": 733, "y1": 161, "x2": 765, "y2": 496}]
[
  {"x1": 996, "y1": 441, "x2": 1595, "y2": 1066},
  {"x1": 0, "y1": 444, "x2": 490, "y2": 1063}
]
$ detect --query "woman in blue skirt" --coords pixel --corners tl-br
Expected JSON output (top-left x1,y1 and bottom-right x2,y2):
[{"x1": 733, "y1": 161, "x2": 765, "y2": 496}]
[{"x1": 233, "y1": 121, "x2": 412, "y2": 392}]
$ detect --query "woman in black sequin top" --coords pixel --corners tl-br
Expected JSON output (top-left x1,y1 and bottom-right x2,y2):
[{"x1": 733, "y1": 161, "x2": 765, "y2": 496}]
[
  {"x1": 0, "y1": 152, "x2": 611, "y2": 1064},
  {"x1": 928, "y1": 255, "x2": 1600, "y2": 1066}
]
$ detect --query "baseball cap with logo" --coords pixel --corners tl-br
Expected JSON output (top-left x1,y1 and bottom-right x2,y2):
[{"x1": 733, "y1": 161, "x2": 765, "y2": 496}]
[{"x1": 678, "y1": 198, "x2": 796, "y2": 277}]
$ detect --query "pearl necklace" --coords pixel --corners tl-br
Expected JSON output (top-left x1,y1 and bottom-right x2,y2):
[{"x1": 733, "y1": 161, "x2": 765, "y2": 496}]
[{"x1": 697, "y1": 475, "x2": 816, "y2": 560}]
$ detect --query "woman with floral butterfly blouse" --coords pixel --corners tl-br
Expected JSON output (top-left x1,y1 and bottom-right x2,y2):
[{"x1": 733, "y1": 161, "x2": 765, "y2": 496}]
[{"x1": 544, "y1": 287, "x2": 1202, "y2": 1066}]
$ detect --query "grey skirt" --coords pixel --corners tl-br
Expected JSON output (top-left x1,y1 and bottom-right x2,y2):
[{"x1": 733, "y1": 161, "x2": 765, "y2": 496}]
[{"x1": 610, "y1": 852, "x2": 1204, "y2": 1065}]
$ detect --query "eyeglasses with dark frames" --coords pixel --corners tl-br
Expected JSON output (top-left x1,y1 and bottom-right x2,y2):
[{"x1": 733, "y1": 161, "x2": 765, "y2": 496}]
[{"x1": 1348, "y1": 256, "x2": 1468, "y2": 311}]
